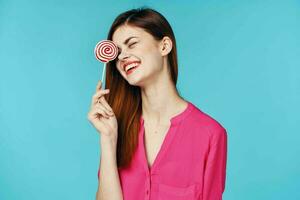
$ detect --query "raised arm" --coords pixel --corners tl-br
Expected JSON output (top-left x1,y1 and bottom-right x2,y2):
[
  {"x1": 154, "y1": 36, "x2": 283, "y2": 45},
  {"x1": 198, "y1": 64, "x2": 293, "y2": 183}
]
[{"x1": 87, "y1": 80, "x2": 123, "y2": 200}]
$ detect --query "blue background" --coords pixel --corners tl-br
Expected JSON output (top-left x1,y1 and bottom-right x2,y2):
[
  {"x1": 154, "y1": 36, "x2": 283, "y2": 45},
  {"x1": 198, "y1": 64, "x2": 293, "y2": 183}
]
[{"x1": 1, "y1": 0, "x2": 299, "y2": 199}]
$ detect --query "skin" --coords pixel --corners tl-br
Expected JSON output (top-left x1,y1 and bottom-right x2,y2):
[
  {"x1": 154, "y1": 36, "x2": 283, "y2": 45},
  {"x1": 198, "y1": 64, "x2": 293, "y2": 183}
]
[
  {"x1": 112, "y1": 25, "x2": 188, "y2": 127},
  {"x1": 88, "y1": 24, "x2": 189, "y2": 200}
]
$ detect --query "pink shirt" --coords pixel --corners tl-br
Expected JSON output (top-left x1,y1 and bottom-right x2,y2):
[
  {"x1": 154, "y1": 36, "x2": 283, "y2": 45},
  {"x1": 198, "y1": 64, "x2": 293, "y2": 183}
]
[{"x1": 98, "y1": 101, "x2": 227, "y2": 200}]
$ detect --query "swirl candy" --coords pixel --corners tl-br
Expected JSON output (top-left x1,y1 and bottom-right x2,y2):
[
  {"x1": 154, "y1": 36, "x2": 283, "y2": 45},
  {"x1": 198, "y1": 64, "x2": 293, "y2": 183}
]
[
  {"x1": 94, "y1": 40, "x2": 118, "y2": 63},
  {"x1": 94, "y1": 40, "x2": 119, "y2": 88}
]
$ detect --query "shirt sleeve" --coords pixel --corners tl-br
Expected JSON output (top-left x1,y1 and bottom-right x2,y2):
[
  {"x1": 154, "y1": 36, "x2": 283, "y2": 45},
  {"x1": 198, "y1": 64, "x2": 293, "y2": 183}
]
[{"x1": 202, "y1": 127, "x2": 228, "y2": 200}]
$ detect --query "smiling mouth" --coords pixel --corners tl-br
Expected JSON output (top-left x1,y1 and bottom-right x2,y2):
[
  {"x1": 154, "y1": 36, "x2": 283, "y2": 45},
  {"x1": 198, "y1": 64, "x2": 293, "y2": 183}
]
[{"x1": 126, "y1": 63, "x2": 140, "y2": 75}]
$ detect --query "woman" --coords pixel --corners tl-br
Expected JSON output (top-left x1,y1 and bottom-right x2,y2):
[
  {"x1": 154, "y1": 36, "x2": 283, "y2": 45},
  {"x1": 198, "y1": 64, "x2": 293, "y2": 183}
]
[{"x1": 88, "y1": 7, "x2": 227, "y2": 200}]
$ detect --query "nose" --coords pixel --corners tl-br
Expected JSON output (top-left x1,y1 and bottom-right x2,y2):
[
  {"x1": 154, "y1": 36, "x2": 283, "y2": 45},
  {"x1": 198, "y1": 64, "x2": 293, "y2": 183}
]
[{"x1": 118, "y1": 50, "x2": 130, "y2": 61}]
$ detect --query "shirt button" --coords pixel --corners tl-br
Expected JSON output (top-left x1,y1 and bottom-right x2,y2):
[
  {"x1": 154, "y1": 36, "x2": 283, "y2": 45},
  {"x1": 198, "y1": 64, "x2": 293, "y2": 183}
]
[{"x1": 146, "y1": 190, "x2": 149, "y2": 195}]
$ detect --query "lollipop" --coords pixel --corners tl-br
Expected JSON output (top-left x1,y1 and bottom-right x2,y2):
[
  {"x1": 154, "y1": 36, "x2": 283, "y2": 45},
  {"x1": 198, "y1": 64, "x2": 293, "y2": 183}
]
[{"x1": 94, "y1": 40, "x2": 118, "y2": 86}]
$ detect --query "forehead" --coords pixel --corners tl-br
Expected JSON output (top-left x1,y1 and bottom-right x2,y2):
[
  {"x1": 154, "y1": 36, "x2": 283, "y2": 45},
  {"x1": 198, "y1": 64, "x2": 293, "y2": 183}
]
[{"x1": 112, "y1": 25, "x2": 147, "y2": 46}]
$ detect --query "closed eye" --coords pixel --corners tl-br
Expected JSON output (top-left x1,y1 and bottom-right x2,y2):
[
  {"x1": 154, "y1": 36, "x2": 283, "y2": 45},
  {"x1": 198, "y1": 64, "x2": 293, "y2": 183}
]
[
  {"x1": 116, "y1": 42, "x2": 138, "y2": 60},
  {"x1": 129, "y1": 42, "x2": 137, "y2": 48}
]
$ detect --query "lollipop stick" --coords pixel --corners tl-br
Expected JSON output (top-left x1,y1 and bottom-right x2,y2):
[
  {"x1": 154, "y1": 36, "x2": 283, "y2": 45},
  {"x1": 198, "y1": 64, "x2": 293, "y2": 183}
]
[
  {"x1": 95, "y1": 40, "x2": 117, "y2": 89},
  {"x1": 101, "y1": 63, "x2": 106, "y2": 89}
]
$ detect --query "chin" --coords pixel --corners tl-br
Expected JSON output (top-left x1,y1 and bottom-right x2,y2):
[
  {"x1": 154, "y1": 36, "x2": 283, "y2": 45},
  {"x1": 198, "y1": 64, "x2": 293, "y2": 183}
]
[
  {"x1": 124, "y1": 69, "x2": 143, "y2": 86},
  {"x1": 125, "y1": 69, "x2": 152, "y2": 88},
  {"x1": 127, "y1": 77, "x2": 143, "y2": 87}
]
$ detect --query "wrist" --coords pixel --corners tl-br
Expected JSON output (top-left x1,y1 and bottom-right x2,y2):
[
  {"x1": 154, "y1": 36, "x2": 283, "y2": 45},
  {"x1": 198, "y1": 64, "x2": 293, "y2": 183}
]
[{"x1": 100, "y1": 134, "x2": 117, "y2": 147}]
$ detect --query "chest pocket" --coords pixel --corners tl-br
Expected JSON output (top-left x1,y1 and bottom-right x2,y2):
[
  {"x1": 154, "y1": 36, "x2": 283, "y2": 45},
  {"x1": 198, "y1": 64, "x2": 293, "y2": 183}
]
[{"x1": 158, "y1": 183, "x2": 202, "y2": 200}]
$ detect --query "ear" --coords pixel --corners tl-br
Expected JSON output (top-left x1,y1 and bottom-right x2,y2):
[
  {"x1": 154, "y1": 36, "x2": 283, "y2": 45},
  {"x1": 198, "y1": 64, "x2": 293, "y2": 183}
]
[{"x1": 159, "y1": 36, "x2": 173, "y2": 56}]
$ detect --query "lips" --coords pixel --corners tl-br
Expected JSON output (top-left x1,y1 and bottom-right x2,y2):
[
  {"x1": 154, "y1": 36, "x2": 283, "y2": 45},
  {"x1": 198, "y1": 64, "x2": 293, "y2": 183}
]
[
  {"x1": 123, "y1": 61, "x2": 141, "y2": 71},
  {"x1": 125, "y1": 63, "x2": 140, "y2": 75}
]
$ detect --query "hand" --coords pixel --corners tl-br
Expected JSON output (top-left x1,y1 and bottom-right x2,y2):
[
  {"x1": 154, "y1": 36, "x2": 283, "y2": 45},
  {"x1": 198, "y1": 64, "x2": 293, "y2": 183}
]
[{"x1": 87, "y1": 80, "x2": 118, "y2": 141}]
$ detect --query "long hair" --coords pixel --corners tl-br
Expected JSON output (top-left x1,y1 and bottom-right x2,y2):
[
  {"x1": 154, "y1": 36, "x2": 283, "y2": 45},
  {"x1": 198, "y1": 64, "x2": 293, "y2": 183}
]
[{"x1": 105, "y1": 7, "x2": 179, "y2": 169}]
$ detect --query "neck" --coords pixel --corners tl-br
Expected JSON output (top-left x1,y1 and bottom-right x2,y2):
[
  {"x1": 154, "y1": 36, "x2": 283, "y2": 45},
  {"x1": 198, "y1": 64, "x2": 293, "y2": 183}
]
[{"x1": 140, "y1": 69, "x2": 187, "y2": 125}]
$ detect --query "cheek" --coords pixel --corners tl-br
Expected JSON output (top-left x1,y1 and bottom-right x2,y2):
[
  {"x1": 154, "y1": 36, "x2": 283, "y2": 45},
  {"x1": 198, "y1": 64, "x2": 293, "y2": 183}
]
[
  {"x1": 139, "y1": 46, "x2": 158, "y2": 60},
  {"x1": 145, "y1": 52, "x2": 162, "y2": 68},
  {"x1": 139, "y1": 45, "x2": 154, "y2": 55},
  {"x1": 144, "y1": 46, "x2": 161, "y2": 62}
]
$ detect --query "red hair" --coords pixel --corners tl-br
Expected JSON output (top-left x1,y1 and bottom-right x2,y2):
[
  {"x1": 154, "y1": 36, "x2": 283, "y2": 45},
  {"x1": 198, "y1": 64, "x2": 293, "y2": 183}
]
[{"x1": 105, "y1": 7, "x2": 180, "y2": 169}]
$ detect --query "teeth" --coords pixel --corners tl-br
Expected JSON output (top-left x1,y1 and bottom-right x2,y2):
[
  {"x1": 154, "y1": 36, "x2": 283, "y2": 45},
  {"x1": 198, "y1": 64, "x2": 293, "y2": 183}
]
[{"x1": 125, "y1": 62, "x2": 139, "y2": 72}]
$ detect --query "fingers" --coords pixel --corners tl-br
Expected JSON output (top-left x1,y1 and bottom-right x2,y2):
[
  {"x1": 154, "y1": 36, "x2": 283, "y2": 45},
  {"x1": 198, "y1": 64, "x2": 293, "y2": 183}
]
[
  {"x1": 95, "y1": 80, "x2": 102, "y2": 92},
  {"x1": 95, "y1": 104, "x2": 112, "y2": 118},
  {"x1": 98, "y1": 98, "x2": 114, "y2": 115},
  {"x1": 92, "y1": 89, "x2": 110, "y2": 105},
  {"x1": 89, "y1": 104, "x2": 110, "y2": 119},
  {"x1": 87, "y1": 112, "x2": 109, "y2": 135},
  {"x1": 90, "y1": 80, "x2": 114, "y2": 117}
]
